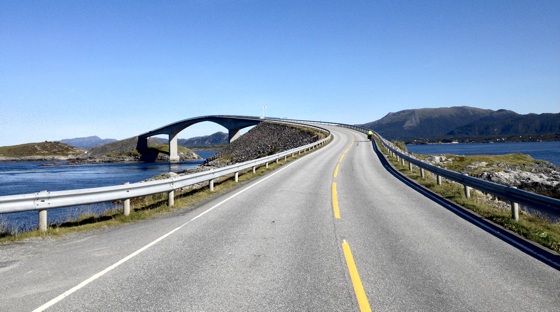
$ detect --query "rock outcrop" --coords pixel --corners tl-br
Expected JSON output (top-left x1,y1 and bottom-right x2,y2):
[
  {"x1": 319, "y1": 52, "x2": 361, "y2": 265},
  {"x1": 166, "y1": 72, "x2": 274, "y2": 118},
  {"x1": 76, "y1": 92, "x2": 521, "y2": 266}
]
[
  {"x1": 424, "y1": 155, "x2": 560, "y2": 199},
  {"x1": 474, "y1": 162, "x2": 560, "y2": 199}
]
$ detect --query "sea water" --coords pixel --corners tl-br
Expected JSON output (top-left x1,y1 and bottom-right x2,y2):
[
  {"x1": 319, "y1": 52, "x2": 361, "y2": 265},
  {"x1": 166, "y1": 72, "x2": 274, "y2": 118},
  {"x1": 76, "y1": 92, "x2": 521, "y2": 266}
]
[
  {"x1": 406, "y1": 141, "x2": 560, "y2": 167},
  {"x1": 0, "y1": 150, "x2": 217, "y2": 232}
]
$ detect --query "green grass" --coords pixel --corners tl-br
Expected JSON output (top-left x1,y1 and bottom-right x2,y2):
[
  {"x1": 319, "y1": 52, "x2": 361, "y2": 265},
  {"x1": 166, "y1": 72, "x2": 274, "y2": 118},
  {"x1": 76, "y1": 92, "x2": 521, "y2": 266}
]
[
  {"x1": 377, "y1": 140, "x2": 560, "y2": 253},
  {"x1": 0, "y1": 138, "x2": 331, "y2": 243}
]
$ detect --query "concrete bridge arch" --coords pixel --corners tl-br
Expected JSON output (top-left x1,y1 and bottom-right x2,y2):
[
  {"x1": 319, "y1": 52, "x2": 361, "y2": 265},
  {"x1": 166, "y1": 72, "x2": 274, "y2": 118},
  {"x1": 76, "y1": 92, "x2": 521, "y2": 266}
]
[{"x1": 137, "y1": 115, "x2": 263, "y2": 162}]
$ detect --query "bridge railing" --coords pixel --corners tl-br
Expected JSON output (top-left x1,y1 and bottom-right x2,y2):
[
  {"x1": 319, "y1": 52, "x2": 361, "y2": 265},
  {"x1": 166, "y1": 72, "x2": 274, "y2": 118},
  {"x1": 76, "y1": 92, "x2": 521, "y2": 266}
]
[{"x1": 0, "y1": 125, "x2": 331, "y2": 232}]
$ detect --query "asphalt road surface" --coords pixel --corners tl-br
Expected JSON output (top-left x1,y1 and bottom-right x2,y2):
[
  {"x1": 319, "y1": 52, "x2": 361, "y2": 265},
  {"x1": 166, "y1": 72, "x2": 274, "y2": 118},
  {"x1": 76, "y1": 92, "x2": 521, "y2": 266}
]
[{"x1": 1, "y1": 126, "x2": 559, "y2": 311}]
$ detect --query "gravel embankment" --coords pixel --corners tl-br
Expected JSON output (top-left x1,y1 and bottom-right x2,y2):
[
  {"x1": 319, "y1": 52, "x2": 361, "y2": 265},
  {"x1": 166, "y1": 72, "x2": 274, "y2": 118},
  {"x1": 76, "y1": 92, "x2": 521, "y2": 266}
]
[{"x1": 203, "y1": 122, "x2": 326, "y2": 167}]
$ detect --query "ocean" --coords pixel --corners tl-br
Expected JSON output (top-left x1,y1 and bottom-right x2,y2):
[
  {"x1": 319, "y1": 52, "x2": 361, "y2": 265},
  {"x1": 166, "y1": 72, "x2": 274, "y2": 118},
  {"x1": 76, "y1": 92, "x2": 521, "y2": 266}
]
[
  {"x1": 0, "y1": 150, "x2": 216, "y2": 232},
  {"x1": 406, "y1": 141, "x2": 560, "y2": 167}
]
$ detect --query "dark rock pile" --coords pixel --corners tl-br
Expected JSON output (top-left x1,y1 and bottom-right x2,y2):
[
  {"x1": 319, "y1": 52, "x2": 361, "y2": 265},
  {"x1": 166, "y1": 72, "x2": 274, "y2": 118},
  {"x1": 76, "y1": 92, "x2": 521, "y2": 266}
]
[{"x1": 204, "y1": 122, "x2": 326, "y2": 167}]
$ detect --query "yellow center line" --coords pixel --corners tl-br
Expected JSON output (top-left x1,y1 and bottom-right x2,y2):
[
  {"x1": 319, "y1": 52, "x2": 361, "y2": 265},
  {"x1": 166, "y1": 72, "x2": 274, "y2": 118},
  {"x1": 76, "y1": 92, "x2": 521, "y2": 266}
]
[
  {"x1": 342, "y1": 240, "x2": 372, "y2": 312},
  {"x1": 335, "y1": 137, "x2": 371, "y2": 311},
  {"x1": 332, "y1": 139, "x2": 355, "y2": 219},
  {"x1": 332, "y1": 182, "x2": 340, "y2": 219},
  {"x1": 334, "y1": 164, "x2": 340, "y2": 178}
]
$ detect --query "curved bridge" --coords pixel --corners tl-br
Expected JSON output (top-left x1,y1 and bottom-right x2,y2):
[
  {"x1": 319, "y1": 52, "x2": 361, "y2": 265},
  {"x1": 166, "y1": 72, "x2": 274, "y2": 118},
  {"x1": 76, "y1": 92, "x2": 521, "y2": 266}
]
[{"x1": 137, "y1": 115, "x2": 264, "y2": 162}]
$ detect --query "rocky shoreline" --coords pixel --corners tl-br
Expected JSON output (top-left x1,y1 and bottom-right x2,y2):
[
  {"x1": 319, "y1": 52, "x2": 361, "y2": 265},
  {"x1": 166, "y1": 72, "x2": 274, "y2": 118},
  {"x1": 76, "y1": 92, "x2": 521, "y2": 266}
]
[
  {"x1": 425, "y1": 155, "x2": 560, "y2": 199},
  {"x1": 0, "y1": 156, "x2": 79, "y2": 162},
  {"x1": 0, "y1": 149, "x2": 201, "y2": 164}
]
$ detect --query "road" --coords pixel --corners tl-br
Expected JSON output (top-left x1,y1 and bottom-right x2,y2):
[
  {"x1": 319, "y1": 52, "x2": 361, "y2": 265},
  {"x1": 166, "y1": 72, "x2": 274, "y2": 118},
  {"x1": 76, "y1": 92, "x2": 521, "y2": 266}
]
[{"x1": 1, "y1": 125, "x2": 559, "y2": 311}]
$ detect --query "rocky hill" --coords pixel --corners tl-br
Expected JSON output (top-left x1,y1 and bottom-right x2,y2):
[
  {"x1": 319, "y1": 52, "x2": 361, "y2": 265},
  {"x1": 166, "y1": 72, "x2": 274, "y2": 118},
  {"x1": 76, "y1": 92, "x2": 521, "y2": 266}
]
[
  {"x1": 204, "y1": 122, "x2": 327, "y2": 167},
  {"x1": 0, "y1": 141, "x2": 84, "y2": 161},
  {"x1": 360, "y1": 106, "x2": 560, "y2": 141},
  {"x1": 178, "y1": 132, "x2": 228, "y2": 148}
]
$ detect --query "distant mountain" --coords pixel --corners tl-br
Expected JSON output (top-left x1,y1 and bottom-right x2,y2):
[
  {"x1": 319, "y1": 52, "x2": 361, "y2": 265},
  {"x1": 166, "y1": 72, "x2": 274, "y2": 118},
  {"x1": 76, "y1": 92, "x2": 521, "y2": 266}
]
[
  {"x1": 178, "y1": 132, "x2": 229, "y2": 148},
  {"x1": 60, "y1": 136, "x2": 117, "y2": 150},
  {"x1": 360, "y1": 106, "x2": 560, "y2": 141},
  {"x1": 448, "y1": 113, "x2": 560, "y2": 137}
]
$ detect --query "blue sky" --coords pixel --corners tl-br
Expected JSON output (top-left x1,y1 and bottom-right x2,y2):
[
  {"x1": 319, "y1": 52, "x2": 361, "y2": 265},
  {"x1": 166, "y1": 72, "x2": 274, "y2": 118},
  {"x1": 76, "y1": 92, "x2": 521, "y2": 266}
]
[{"x1": 1, "y1": 1, "x2": 559, "y2": 145}]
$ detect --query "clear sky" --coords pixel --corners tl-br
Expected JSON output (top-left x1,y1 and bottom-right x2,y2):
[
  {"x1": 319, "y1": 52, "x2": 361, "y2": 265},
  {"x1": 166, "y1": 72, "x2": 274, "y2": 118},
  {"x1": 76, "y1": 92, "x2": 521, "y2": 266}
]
[{"x1": 1, "y1": 1, "x2": 559, "y2": 145}]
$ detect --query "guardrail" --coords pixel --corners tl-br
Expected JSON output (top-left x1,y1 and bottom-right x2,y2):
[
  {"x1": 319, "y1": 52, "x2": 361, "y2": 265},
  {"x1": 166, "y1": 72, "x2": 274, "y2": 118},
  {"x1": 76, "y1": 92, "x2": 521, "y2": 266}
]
[
  {"x1": 371, "y1": 132, "x2": 560, "y2": 220},
  {"x1": 0, "y1": 124, "x2": 331, "y2": 232}
]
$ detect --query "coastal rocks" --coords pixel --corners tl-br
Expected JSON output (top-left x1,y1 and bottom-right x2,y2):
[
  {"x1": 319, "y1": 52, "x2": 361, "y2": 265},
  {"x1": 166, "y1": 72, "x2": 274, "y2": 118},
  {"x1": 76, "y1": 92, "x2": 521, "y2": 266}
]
[
  {"x1": 0, "y1": 155, "x2": 77, "y2": 162},
  {"x1": 425, "y1": 154, "x2": 560, "y2": 199},
  {"x1": 144, "y1": 172, "x2": 178, "y2": 182},
  {"x1": 426, "y1": 155, "x2": 447, "y2": 164},
  {"x1": 67, "y1": 149, "x2": 201, "y2": 164},
  {"x1": 475, "y1": 163, "x2": 560, "y2": 199}
]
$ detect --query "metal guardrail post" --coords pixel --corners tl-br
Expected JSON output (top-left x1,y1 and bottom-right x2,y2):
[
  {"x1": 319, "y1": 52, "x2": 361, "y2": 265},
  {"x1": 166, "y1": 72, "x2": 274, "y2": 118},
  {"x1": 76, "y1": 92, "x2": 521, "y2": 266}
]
[
  {"x1": 464, "y1": 185, "x2": 472, "y2": 199},
  {"x1": 38, "y1": 209, "x2": 47, "y2": 232},
  {"x1": 168, "y1": 190, "x2": 175, "y2": 207},
  {"x1": 512, "y1": 202, "x2": 520, "y2": 221},
  {"x1": 123, "y1": 182, "x2": 131, "y2": 216}
]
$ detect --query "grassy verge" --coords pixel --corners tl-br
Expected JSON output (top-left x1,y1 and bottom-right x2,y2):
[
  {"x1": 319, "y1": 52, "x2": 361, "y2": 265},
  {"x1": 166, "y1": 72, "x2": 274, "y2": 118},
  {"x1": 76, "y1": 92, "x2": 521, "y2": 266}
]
[
  {"x1": 0, "y1": 137, "x2": 332, "y2": 243},
  {"x1": 376, "y1": 139, "x2": 560, "y2": 253}
]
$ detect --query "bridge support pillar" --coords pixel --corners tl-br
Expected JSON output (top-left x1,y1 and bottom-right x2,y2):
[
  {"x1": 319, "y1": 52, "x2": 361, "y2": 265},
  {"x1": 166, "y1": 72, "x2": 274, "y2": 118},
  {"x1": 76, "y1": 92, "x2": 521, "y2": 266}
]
[
  {"x1": 169, "y1": 133, "x2": 180, "y2": 162},
  {"x1": 137, "y1": 136, "x2": 148, "y2": 152},
  {"x1": 229, "y1": 128, "x2": 242, "y2": 142}
]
